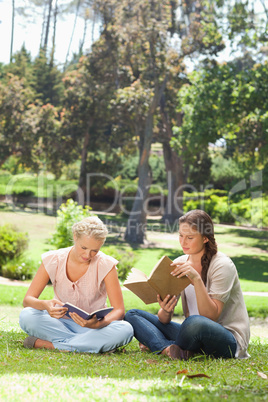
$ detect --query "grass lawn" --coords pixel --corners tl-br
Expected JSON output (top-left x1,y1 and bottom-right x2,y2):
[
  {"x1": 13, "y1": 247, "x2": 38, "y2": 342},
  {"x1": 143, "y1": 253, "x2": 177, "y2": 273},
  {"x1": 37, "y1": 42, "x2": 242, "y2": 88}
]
[
  {"x1": 0, "y1": 210, "x2": 56, "y2": 260},
  {"x1": 0, "y1": 306, "x2": 268, "y2": 402}
]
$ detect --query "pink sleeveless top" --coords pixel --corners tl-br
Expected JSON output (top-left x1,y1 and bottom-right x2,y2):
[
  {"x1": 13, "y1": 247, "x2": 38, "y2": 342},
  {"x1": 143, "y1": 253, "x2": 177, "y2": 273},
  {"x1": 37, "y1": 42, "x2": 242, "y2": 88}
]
[{"x1": 42, "y1": 247, "x2": 118, "y2": 313}]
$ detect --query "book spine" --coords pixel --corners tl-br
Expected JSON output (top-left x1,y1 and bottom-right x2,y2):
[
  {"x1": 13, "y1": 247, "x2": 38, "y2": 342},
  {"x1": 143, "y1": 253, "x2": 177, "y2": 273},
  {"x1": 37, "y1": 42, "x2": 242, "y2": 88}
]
[{"x1": 148, "y1": 279, "x2": 163, "y2": 297}]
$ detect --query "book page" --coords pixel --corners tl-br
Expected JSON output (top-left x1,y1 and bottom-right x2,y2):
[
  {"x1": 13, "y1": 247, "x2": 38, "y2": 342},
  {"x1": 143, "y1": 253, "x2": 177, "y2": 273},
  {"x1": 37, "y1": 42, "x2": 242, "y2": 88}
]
[{"x1": 124, "y1": 268, "x2": 148, "y2": 284}]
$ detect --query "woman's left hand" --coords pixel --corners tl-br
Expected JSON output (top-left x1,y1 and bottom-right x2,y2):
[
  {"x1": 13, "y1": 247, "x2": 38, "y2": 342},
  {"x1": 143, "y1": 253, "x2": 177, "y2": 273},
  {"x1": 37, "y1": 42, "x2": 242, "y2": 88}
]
[
  {"x1": 170, "y1": 261, "x2": 200, "y2": 282},
  {"x1": 69, "y1": 312, "x2": 101, "y2": 329}
]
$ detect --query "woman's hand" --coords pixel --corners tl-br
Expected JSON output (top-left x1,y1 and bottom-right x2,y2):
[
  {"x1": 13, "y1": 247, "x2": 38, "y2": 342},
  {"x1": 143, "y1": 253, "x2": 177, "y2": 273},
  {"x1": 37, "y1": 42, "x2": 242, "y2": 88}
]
[
  {"x1": 170, "y1": 261, "x2": 200, "y2": 282},
  {"x1": 69, "y1": 312, "x2": 101, "y2": 329},
  {"x1": 45, "y1": 299, "x2": 68, "y2": 319},
  {"x1": 157, "y1": 294, "x2": 177, "y2": 313},
  {"x1": 157, "y1": 294, "x2": 178, "y2": 324}
]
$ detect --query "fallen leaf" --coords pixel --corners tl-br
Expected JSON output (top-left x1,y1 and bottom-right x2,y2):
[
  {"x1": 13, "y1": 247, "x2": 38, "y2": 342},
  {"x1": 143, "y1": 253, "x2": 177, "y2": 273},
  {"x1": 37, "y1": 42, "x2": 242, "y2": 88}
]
[
  {"x1": 257, "y1": 372, "x2": 268, "y2": 380},
  {"x1": 187, "y1": 374, "x2": 211, "y2": 379},
  {"x1": 177, "y1": 369, "x2": 188, "y2": 375}
]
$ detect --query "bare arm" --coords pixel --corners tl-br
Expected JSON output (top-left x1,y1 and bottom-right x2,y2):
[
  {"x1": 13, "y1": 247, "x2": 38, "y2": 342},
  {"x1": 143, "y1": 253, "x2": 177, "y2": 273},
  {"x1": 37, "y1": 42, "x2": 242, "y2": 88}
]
[
  {"x1": 69, "y1": 266, "x2": 125, "y2": 329},
  {"x1": 171, "y1": 261, "x2": 224, "y2": 321},
  {"x1": 23, "y1": 263, "x2": 67, "y2": 319}
]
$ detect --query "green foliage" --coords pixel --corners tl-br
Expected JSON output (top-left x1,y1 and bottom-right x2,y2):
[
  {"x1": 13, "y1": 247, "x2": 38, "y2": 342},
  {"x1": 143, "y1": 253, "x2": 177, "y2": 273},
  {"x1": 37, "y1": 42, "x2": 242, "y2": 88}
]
[
  {"x1": 1, "y1": 257, "x2": 36, "y2": 280},
  {"x1": 183, "y1": 190, "x2": 268, "y2": 227},
  {"x1": 0, "y1": 224, "x2": 28, "y2": 271},
  {"x1": 0, "y1": 172, "x2": 78, "y2": 199},
  {"x1": 101, "y1": 245, "x2": 137, "y2": 282},
  {"x1": 49, "y1": 199, "x2": 93, "y2": 249},
  {"x1": 210, "y1": 154, "x2": 244, "y2": 190},
  {"x1": 2, "y1": 155, "x2": 29, "y2": 175},
  {"x1": 173, "y1": 60, "x2": 268, "y2": 174}
]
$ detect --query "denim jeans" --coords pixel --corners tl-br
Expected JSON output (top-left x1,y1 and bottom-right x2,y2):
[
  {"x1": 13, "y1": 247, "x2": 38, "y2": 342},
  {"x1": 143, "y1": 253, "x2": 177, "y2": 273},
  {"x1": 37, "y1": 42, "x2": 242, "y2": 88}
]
[
  {"x1": 20, "y1": 307, "x2": 134, "y2": 353},
  {"x1": 124, "y1": 309, "x2": 237, "y2": 358}
]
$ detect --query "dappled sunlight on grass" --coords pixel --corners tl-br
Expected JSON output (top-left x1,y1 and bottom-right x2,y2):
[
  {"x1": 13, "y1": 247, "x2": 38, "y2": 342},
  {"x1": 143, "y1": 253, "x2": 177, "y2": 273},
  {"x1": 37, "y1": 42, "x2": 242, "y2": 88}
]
[{"x1": 0, "y1": 336, "x2": 267, "y2": 401}]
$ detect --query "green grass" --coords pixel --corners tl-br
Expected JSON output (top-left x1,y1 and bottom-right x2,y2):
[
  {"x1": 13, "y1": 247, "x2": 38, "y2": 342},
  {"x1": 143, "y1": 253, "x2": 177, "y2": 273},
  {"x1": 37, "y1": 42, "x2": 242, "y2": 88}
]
[
  {"x1": 0, "y1": 210, "x2": 56, "y2": 260},
  {"x1": 1, "y1": 284, "x2": 267, "y2": 319},
  {"x1": 0, "y1": 306, "x2": 267, "y2": 401}
]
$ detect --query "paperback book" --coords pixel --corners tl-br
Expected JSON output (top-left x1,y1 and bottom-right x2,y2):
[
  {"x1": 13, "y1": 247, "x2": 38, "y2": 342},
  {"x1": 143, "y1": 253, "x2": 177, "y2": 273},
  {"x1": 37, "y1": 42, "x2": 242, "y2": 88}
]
[
  {"x1": 123, "y1": 255, "x2": 190, "y2": 304},
  {"x1": 63, "y1": 303, "x2": 113, "y2": 320}
]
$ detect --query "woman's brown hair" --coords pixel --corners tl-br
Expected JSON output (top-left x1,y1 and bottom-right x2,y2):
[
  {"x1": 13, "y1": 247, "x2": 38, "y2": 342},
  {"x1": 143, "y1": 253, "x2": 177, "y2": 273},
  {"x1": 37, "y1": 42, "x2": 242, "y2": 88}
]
[{"x1": 179, "y1": 209, "x2": 217, "y2": 285}]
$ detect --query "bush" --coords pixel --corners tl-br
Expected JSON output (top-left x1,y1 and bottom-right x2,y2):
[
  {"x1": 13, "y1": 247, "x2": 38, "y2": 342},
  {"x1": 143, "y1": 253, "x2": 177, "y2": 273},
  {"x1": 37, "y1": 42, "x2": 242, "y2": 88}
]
[
  {"x1": 183, "y1": 190, "x2": 267, "y2": 227},
  {"x1": 0, "y1": 224, "x2": 29, "y2": 272},
  {"x1": 101, "y1": 245, "x2": 137, "y2": 281},
  {"x1": 49, "y1": 199, "x2": 93, "y2": 249},
  {"x1": 2, "y1": 257, "x2": 37, "y2": 280},
  {"x1": 12, "y1": 189, "x2": 35, "y2": 197}
]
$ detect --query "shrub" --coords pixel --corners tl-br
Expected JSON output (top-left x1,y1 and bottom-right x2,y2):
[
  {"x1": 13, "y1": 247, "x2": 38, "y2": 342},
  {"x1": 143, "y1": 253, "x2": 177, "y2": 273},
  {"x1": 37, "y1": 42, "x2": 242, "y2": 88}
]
[
  {"x1": 2, "y1": 257, "x2": 37, "y2": 280},
  {"x1": 49, "y1": 199, "x2": 93, "y2": 249},
  {"x1": 101, "y1": 245, "x2": 137, "y2": 281},
  {"x1": 0, "y1": 224, "x2": 29, "y2": 272},
  {"x1": 183, "y1": 190, "x2": 268, "y2": 227},
  {"x1": 12, "y1": 189, "x2": 35, "y2": 197}
]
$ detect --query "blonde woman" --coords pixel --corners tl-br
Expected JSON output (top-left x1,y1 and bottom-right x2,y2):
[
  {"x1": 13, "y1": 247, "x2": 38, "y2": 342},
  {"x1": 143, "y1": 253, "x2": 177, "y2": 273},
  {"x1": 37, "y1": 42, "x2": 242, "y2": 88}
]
[{"x1": 20, "y1": 216, "x2": 133, "y2": 353}]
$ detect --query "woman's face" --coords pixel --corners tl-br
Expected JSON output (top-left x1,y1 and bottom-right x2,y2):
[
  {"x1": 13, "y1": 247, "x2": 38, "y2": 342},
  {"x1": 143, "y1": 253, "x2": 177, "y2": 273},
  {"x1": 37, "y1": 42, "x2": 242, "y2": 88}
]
[
  {"x1": 179, "y1": 222, "x2": 208, "y2": 256},
  {"x1": 73, "y1": 234, "x2": 103, "y2": 263}
]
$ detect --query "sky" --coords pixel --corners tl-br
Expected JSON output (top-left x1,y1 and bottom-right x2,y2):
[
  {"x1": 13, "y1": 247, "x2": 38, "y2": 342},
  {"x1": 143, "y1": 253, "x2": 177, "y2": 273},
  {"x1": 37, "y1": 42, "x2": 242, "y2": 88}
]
[
  {"x1": 0, "y1": 0, "x2": 98, "y2": 66},
  {"x1": 0, "y1": 0, "x2": 265, "y2": 67}
]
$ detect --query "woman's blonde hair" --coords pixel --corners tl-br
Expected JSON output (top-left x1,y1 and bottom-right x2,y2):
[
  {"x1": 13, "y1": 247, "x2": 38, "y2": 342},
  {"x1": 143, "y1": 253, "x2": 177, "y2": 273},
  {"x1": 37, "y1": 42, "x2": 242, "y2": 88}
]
[{"x1": 72, "y1": 216, "x2": 108, "y2": 243}]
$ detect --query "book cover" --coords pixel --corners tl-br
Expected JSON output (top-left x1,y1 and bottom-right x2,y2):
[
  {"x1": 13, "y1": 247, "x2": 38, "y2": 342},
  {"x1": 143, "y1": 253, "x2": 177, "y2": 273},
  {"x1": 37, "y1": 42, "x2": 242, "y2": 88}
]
[
  {"x1": 63, "y1": 303, "x2": 114, "y2": 320},
  {"x1": 124, "y1": 255, "x2": 190, "y2": 304}
]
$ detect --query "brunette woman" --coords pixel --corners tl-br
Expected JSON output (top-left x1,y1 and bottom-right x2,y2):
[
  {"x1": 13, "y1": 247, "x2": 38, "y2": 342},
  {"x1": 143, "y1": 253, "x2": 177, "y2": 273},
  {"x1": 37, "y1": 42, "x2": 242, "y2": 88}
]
[{"x1": 125, "y1": 210, "x2": 250, "y2": 359}]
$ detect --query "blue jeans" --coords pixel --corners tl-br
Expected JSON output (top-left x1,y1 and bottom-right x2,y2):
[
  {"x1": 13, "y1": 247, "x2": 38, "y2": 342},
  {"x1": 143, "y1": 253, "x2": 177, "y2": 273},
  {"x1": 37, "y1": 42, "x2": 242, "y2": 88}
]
[
  {"x1": 20, "y1": 307, "x2": 134, "y2": 353},
  {"x1": 124, "y1": 309, "x2": 237, "y2": 358}
]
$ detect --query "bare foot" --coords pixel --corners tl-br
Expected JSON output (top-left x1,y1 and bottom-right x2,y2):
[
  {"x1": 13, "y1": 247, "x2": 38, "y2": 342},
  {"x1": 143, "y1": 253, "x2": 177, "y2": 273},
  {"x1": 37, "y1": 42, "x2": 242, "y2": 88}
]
[
  {"x1": 139, "y1": 342, "x2": 149, "y2": 352},
  {"x1": 162, "y1": 344, "x2": 194, "y2": 360}
]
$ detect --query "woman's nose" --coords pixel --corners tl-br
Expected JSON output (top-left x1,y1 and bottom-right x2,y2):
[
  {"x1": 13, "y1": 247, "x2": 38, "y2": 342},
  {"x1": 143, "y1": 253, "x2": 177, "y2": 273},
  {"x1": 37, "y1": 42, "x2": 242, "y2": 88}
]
[{"x1": 180, "y1": 237, "x2": 186, "y2": 246}]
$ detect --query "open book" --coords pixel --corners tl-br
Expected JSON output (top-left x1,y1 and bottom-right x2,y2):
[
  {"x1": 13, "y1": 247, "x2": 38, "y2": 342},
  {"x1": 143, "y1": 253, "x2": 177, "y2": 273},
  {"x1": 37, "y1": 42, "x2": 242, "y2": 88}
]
[
  {"x1": 123, "y1": 255, "x2": 190, "y2": 304},
  {"x1": 63, "y1": 303, "x2": 113, "y2": 320}
]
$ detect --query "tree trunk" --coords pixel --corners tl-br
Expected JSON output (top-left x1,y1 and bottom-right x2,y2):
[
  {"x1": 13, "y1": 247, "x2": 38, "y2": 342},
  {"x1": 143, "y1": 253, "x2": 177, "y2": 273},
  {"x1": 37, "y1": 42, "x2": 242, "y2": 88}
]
[
  {"x1": 10, "y1": 0, "x2": 15, "y2": 63},
  {"x1": 65, "y1": 0, "x2": 81, "y2": 69},
  {"x1": 124, "y1": 77, "x2": 168, "y2": 243},
  {"x1": 160, "y1": 102, "x2": 184, "y2": 225},
  {"x1": 50, "y1": 0, "x2": 58, "y2": 66},
  {"x1": 43, "y1": 0, "x2": 53, "y2": 54},
  {"x1": 162, "y1": 141, "x2": 184, "y2": 225},
  {"x1": 124, "y1": 113, "x2": 153, "y2": 243},
  {"x1": 78, "y1": 129, "x2": 90, "y2": 192}
]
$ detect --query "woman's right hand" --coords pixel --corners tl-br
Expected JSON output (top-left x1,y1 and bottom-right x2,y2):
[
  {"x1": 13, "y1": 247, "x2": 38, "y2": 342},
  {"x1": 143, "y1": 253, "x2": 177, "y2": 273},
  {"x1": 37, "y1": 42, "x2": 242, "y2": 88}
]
[
  {"x1": 157, "y1": 294, "x2": 178, "y2": 314},
  {"x1": 45, "y1": 299, "x2": 68, "y2": 319},
  {"x1": 157, "y1": 294, "x2": 178, "y2": 324}
]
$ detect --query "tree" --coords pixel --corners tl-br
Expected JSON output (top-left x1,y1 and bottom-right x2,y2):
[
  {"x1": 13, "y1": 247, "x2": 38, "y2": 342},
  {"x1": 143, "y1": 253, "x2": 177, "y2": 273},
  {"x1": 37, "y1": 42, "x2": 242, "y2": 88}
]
[
  {"x1": 172, "y1": 59, "x2": 268, "y2": 190},
  {"x1": 32, "y1": 50, "x2": 64, "y2": 105},
  {"x1": 10, "y1": 0, "x2": 15, "y2": 63},
  {"x1": 94, "y1": 0, "x2": 228, "y2": 239},
  {"x1": 92, "y1": 0, "x2": 176, "y2": 242}
]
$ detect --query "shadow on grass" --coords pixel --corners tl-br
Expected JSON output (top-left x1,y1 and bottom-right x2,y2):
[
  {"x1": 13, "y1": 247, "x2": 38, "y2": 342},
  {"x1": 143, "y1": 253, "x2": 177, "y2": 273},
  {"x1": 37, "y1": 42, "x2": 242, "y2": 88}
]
[{"x1": 232, "y1": 255, "x2": 268, "y2": 282}]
